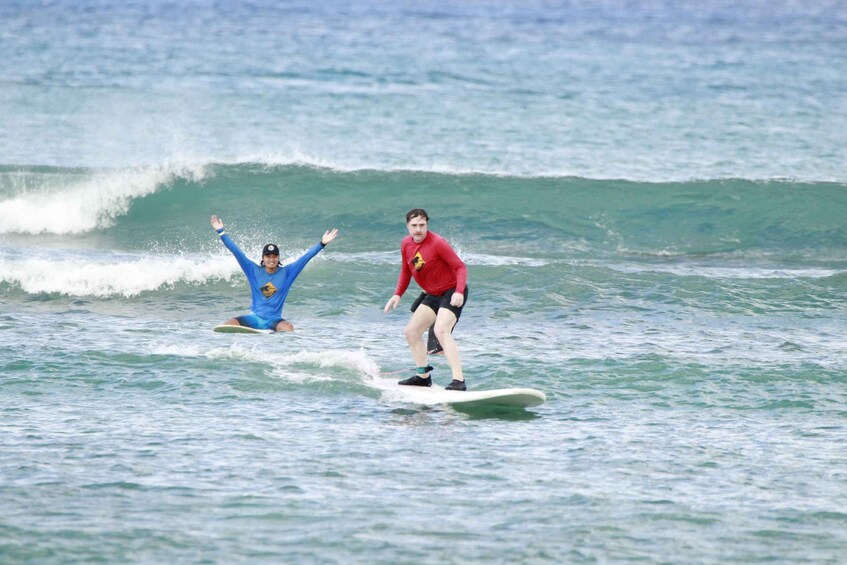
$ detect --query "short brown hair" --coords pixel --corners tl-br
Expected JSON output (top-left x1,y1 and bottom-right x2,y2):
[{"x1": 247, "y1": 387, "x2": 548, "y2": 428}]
[{"x1": 405, "y1": 208, "x2": 429, "y2": 223}]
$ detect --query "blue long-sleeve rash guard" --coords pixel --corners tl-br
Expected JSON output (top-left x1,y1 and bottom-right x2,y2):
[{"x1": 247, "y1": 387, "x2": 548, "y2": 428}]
[{"x1": 220, "y1": 233, "x2": 325, "y2": 319}]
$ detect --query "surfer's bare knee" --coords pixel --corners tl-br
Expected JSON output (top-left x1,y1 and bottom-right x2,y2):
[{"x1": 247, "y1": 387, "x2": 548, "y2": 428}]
[
  {"x1": 403, "y1": 324, "x2": 424, "y2": 345},
  {"x1": 224, "y1": 318, "x2": 241, "y2": 326},
  {"x1": 404, "y1": 309, "x2": 435, "y2": 344},
  {"x1": 433, "y1": 312, "x2": 458, "y2": 342},
  {"x1": 433, "y1": 325, "x2": 450, "y2": 343},
  {"x1": 275, "y1": 320, "x2": 294, "y2": 332}
]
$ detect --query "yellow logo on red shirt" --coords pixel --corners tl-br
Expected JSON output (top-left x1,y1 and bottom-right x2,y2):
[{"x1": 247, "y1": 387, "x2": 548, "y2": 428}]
[
  {"x1": 411, "y1": 251, "x2": 425, "y2": 271},
  {"x1": 260, "y1": 281, "x2": 278, "y2": 298}
]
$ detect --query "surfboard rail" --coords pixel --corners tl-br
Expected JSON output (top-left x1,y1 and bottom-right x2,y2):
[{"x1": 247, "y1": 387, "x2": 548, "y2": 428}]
[
  {"x1": 372, "y1": 377, "x2": 545, "y2": 408},
  {"x1": 212, "y1": 324, "x2": 273, "y2": 334}
]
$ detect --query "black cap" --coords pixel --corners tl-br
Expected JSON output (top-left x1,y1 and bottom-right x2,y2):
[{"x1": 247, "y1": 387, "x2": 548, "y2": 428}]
[{"x1": 262, "y1": 243, "x2": 280, "y2": 256}]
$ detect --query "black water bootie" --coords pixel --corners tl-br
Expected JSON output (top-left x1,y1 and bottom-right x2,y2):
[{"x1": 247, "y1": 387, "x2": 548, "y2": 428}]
[
  {"x1": 445, "y1": 379, "x2": 467, "y2": 391},
  {"x1": 398, "y1": 374, "x2": 432, "y2": 387}
]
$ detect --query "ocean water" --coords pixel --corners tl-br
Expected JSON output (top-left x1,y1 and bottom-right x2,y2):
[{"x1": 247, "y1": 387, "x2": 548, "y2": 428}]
[{"x1": 2, "y1": 1, "x2": 847, "y2": 563}]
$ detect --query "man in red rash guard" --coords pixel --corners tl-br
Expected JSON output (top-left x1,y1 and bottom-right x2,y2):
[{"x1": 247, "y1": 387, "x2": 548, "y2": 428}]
[{"x1": 384, "y1": 208, "x2": 469, "y2": 391}]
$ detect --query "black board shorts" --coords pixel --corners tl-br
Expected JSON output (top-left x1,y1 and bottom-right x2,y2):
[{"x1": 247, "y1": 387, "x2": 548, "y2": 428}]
[{"x1": 411, "y1": 287, "x2": 469, "y2": 320}]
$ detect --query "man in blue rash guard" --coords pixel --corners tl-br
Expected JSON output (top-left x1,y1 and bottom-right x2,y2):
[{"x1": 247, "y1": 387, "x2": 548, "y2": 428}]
[{"x1": 211, "y1": 215, "x2": 339, "y2": 332}]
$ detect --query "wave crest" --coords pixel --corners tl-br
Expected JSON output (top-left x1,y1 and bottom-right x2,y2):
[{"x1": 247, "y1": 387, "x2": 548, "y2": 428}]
[{"x1": 0, "y1": 163, "x2": 209, "y2": 235}]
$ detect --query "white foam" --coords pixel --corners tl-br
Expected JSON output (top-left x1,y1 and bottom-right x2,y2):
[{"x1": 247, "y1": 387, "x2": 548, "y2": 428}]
[
  {"x1": 321, "y1": 251, "x2": 549, "y2": 268},
  {"x1": 0, "y1": 242, "x2": 360, "y2": 297},
  {"x1": 158, "y1": 342, "x2": 380, "y2": 384},
  {"x1": 603, "y1": 261, "x2": 842, "y2": 280},
  {"x1": 461, "y1": 252, "x2": 549, "y2": 267},
  {"x1": 213, "y1": 150, "x2": 571, "y2": 178},
  {"x1": 272, "y1": 349, "x2": 380, "y2": 376},
  {"x1": 0, "y1": 253, "x2": 237, "y2": 297},
  {"x1": 151, "y1": 342, "x2": 207, "y2": 358},
  {"x1": 0, "y1": 162, "x2": 209, "y2": 235}
]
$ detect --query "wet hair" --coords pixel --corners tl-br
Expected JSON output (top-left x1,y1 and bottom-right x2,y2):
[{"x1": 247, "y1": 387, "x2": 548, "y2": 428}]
[{"x1": 405, "y1": 208, "x2": 429, "y2": 223}]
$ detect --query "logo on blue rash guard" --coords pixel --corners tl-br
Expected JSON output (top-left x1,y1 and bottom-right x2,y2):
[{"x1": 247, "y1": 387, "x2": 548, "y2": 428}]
[{"x1": 260, "y1": 281, "x2": 278, "y2": 298}]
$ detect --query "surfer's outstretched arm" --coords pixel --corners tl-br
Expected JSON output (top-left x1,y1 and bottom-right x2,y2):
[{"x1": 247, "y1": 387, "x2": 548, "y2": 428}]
[
  {"x1": 210, "y1": 214, "x2": 256, "y2": 276},
  {"x1": 283, "y1": 228, "x2": 340, "y2": 283}
]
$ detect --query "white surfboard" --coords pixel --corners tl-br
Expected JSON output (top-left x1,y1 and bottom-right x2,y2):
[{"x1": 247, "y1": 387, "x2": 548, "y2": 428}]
[
  {"x1": 213, "y1": 324, "x2": 273, "y2": 334},
  {"x1": 372, "y1": 377, "x2": 545, "y2": 408}
]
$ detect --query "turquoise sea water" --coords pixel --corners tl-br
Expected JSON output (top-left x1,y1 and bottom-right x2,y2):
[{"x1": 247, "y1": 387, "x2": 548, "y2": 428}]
[{"x1": 3, "y1": 2, "x2": 847, "y2": 563}]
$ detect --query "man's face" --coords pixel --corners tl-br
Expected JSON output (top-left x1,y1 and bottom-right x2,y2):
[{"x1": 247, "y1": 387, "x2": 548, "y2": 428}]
[
  {"x1": 407, "y1": 216, "x2": 428, "y2": 243},
  {"x1": 263, "y1": 253, "x2": 280, "y2": 272}
]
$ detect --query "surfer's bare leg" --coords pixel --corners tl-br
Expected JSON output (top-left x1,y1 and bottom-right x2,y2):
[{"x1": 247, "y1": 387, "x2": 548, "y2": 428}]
[
  {"x1": 275, "y1": 320, "x2": 294, "y2": 332},
  {"x1": 404, "y1": 306, "x2": 437, "y2": 371},
  {"x1": 222, "y1": 318, "x2": 241, "y2": 326},
  {"x1": 434, "y1": 309, "x2": 463, "y2": 382}
]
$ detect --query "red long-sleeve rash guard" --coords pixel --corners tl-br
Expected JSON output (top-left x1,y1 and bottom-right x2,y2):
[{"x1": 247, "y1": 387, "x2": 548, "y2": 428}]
[{"x1": 393, "y1": 231, "x2": 467, "y2": 297}]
